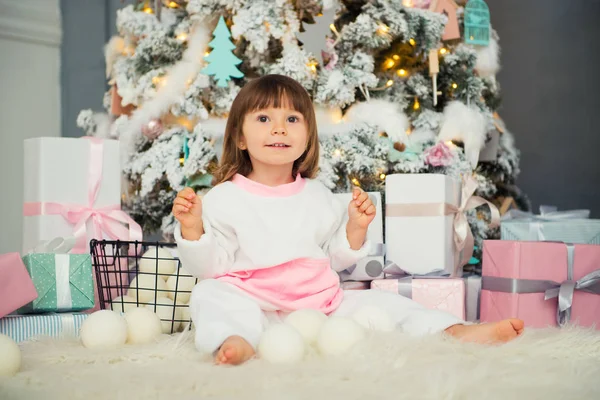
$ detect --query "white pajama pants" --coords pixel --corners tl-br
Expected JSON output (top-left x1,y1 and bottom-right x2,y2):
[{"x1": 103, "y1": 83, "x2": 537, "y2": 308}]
[{"x1": 189, "y1": 279, "x2": 464, "y2": 354}]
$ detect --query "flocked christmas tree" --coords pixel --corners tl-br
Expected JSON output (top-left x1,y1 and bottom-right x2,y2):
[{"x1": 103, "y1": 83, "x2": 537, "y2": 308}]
[{"x1": 77, "y1": 0, "x2": 530, "y2": 270}]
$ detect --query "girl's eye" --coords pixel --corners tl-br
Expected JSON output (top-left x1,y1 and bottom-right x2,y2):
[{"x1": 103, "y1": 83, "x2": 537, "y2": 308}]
[
  {"x1": 258, "y1": 115, "x2": 269, "y2": 123},
  {"x1": 288, "y1": 116, "x2": 299, "y2": 123}
]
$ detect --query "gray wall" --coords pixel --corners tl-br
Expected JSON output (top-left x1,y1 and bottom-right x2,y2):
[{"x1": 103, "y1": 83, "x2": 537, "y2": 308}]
[
  {"x1": 489, "y1": 0, "x2": 600, "y2": 215},
  {"x1": 61, "y1": 0, "x2": 600, "y2": 215},
  {"x1": 61, "y1": 0, "x2": 120, "y2": 138}
]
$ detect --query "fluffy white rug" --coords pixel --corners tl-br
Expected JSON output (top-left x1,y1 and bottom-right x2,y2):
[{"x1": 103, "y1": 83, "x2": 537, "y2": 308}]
[{"x1": 2, "y1": 327, "x2": 600, "y2": 400}]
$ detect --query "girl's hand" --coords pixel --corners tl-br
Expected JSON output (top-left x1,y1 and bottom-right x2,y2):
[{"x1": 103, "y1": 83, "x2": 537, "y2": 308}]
[
  {"x1": 172, "y1": 187, "x2": 204, "y2": 240},
  {"x1": 347, "y1": 187, "x2": 376, "y2": 231}
]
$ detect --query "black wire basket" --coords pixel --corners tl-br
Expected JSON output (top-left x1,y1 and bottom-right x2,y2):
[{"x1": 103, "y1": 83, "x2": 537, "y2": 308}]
[{"x1": 90, "y1": 239, "x2": 198, "y2": 334}]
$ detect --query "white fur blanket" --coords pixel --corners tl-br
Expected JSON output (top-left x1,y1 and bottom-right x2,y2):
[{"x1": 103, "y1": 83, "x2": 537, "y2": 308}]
[{"x1": 1, "y1": 327, "x2": 600, "y2": 400}]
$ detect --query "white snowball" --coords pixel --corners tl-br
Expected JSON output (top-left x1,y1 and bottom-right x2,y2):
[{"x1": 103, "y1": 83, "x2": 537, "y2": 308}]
[
  {"x1": 138, "y1": 247, "x2": 177, "y2": 279},
  {"x1": 125, "y1": 307, "x2": 163, "y2": 345},
  {"x1": 145, "y1": 297, "x2": 183, "y2": 333},
  {"x1": 110, "y1": 295, "x2": 138, "y2": 313},
  {"x1": 352, "y1": 305, "x2": 395, "y2": 332},
  {"x1": 80, "y1": 310, "x2": 128, "y2": 349},
  {"x1": 0, "y1": 334, "x2": 21, "y2": 376},
  {"x1": 127, "y1": 274, "x2": 168, "y2": 303},
  {"x1": 284, "y1": 309, "x2": 328, "y2": 344},
  {"x1": 258, "y1": 324, "x2": 306, "y2": 364},
  {"x1": 316, "y1": 317, "x2": 366, "y2": 357},
  {"x1": 166, "y1": 268, "x2": 197, "y2": 303}
]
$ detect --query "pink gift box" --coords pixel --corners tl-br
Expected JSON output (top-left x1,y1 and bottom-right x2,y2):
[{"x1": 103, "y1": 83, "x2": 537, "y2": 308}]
[
  {"x1": 480, "y1": 240, "x2": 600, "y2": 328},
  {"x1": 371, "y1": 277, "x2": 466, "y2": 320},
  {"x1": 0, "y1": 253, "x2": 38, "y2": 318}
]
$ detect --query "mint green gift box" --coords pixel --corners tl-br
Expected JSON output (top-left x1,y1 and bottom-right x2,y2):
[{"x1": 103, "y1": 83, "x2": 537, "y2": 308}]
[{"x1": 18, "y1": 253, "x2": 95, "y2": 313}]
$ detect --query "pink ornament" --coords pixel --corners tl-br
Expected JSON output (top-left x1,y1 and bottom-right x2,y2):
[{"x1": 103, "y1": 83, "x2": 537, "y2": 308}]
[
  {"x1": 430, "y1": 0, "x2": 461, "y2": 41},
  {"x1": 407, "y1": 0, "x2": 432, "y2": 8},
  {"x1": 321, "y1": 38, "x2": 339, "y2": 71},
  {"x1": 141, "y1": 119, "x2": 164, "y2": 140},
  {"x1": 424, "y1": 142, "x2": 455, "y2": 167}
]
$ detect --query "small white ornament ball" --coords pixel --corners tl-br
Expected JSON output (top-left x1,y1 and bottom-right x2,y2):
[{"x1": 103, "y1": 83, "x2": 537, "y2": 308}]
[
  {"x1": 352, "y1": 305, "x2": 395, "y2": 332},
  {"x1": 125, "y1": 307, "x2": 163, "y2": 345},
  {"x1": 146, "y1": 297, "x2": 183, "y2": 333},
  {"x1": 0, "y1": 334, "x2": 21, "y2": 376},
  {"x1": 258, "y1": 324, "x2": 306, "y2": 364},
  {"x1": 316, "y1": 317, "x2": 366, "y2": 357},
  {"x1": 80, "y1": 310, "x2": 128, "y2": 349},
  {"x1": 138, "y1": 247, "x2": 177, "y2": 278},
  {"x1": 166, "y1": 268, "x2": 197, "y2": 303},
  {"x1": 128, "y1": 274, "x2": 168, "y2": 304},
  {"x1": 284, "y1": 309, "x2": 328, "y2": 344},
  {"x1": 110, "y1": 295, "x2": 138, "y2": 313}
]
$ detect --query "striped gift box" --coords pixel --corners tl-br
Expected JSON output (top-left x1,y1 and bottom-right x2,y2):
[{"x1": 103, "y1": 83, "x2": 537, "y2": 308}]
[{"x1": 0, "y1": 313, "x2": 88, "y2": 343}]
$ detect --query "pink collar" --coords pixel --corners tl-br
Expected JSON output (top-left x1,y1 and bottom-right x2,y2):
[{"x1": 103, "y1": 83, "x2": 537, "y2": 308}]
[{"x1": 231, "y1": 174, "x2": 306, "y2": 197}]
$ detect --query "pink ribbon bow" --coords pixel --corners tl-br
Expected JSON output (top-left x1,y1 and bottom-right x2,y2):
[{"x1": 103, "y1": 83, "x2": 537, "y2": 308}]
[{"x1": 23, "y1": 137, "x2": 142, "y2": 254}]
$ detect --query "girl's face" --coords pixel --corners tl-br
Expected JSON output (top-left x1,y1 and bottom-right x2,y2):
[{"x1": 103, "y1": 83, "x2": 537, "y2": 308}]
[{"x1": 240, "y1": 103, "x2": 308, "y2": 173}]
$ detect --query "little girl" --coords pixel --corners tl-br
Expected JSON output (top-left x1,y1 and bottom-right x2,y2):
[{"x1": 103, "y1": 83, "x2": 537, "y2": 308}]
[{"x1": 173, "y1": 74, "x2": 524, "y2": 365}]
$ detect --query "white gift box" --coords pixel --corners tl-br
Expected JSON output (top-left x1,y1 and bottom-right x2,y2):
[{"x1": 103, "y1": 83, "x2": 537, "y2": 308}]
[
  {"x1": 22, "y1": 137, "x2": 123, "y2": 254},
  {"x1": 385, "y1": 174, "x2": 461, "y2": 276},
  {"x1": 334, "y1": 192, "x2": 384, "y2": 281}
]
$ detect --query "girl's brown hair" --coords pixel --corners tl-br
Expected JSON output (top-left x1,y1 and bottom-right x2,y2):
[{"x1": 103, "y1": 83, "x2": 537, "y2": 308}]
[{"x1": 213, "y1": 74, "x2": 319, "y2": 185}]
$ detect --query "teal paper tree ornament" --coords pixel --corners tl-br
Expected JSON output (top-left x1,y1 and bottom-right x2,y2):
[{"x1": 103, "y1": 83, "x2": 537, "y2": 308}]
[
  {"x1": 464, "y1": 0, "x2": 490, "y2": 46},
  {"x1": 201, "y1": 16, "x2": 244, "y2": 87}
]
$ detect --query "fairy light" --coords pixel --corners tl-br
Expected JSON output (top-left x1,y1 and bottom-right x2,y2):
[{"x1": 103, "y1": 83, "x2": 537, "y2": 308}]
[
  {"x1": 329, "y1": 24, "x2": 340, "y2": 37},
  {"x1": 351, "y1": 178, "x2": 361, "y2": 187},
  {"x1": 413, "y1": 98, "x2": 420, "y2": 110},
  {"x1": 409, "y1": 38, "x2": 416, "y2": 46},
  {"x1": 406, "y1": 127, "x2": 413, "y2": 136},
  {"x1": 397, "y1": 69, "x2": 407, "y2": 77},
  {"x1": 168, "y1": 1, "x2": 179, "y2": 7},
  {"x1": 333, "y1": 149, "x2": 342, "y2": 157},
  {"x1": 402, "y1": 0, "x2": 414, "y2": 6},
  {"x1": 377, "y1": 24, "x2": 390, "y2": 35},
  {"x1": 392, "y1": 54, "x2": 400, "y2": 60},
  {"x1": 204, "y1": 51, "x2": 210, "y2": 57},
  {"x1": 308, "y1": 61, "x2": 318, "y2": 72},
  {"x1": 176, "y1": 33, "x2": 188, "y2": 42},
  {"x1": 386, "y1": 80, "x2": 394, "y2": 87},
  {"x1": 452, "y1": 83, "x2": 458, "y2": 89},
  {"x1": 379, "y1": 173, "x2": 387, "y2": 180},
  {"x1": 179, "y1": 157, "x2": 185, "y2": 166},
  {"x1": 446, "y1": 141, "x2": 455, "y2": 148},
  {"x1": 152, "y1": 76, "x2": 163, "y2": 86},
  {"x1": 142, "y1": 4, "x2": 153, "y2": 14},
  {"x1": 385, "y1": 59, "x2": 395, "y2": 69},
  {"x1": 440, "y1": 48, "x2": 448, "y2": 55}
]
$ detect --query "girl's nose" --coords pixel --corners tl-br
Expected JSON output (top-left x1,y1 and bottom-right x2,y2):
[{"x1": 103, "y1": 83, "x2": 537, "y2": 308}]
[{"x1": 272, "y1": 127, "x2": 287, "y2": 135}]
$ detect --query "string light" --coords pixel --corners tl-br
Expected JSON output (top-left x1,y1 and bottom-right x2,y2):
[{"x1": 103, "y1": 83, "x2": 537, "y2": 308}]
[
  {"x1": 406, "y1": 127, "x2": 413, "y2": 135},
  {"x1": 452, "y1": 83, "x2": 458, "y2": 89},
  {"x1": 179, "y1": 157, "x2": 185, "y2": 166},
  {"x1": 392, "y1": 54, "x2": 400, "y2": 60},
  {"x1": 386, "y1": 80, "x2": 394, "y2": 87},
  {"x1": 439, "y1": 48, "x2": 448, "y2": 55},
  {"x1": 168, "y1": 1, "x2": 179, "y2": 7},
  {"x1": 152, "y1": 76, "x2": 163, "y2": 86},
  {"x1": 409, "y1": 38, "x2": 416, "y2": 46},
  {"x1": 379, "y1": 173, "x2": 387, "y2": 180},
  {"x1": 308, "y1": 61, "x2": 318, "y2": 72},
  {"x1": 385, "y1": 59, "x2": 395, "y2": 69},
  {"x1": 377, "y1": 24, "x2": 390, "y2": 35},
  {"x1": 142, "y1": 3, "x2": 153, "y2": 14},
  {"x1": 351, "y1": 178, "x2": 361, "y2": 187},
  {"x1": 333, "y1": 149, "x2": 342, "y2": 157},
  {"x1": 402, "y1": 0, "x2": 414, "y2": 6},
  {"x1": 176, "y1": 33, "x2": 188, "y2": 42},
  {"x1": 413, "y1": 98, "x2": 420, "y2": 110},
  {"x1": 329, "y1": 24, "x2": 340, "y2": 37},
  {"x1": 397, "y1": 69, "x2": 407, "y2": 77}
]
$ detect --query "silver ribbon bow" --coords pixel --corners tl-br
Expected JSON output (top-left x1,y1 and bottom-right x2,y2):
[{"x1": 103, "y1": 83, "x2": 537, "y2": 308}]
[{"x1": 482, "y1": 243, "x2": 600, "y2": 326}]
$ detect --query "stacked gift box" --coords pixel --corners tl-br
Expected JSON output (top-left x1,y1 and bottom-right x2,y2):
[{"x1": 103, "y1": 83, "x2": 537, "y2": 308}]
[
  {"x1": 0, "y1": 137, "x2": 141, "y2": 343},
  {"x1": 479, "y1": 207, "x2": 600, "y2": 328},
  {"x1": 337, "y1": 173, "x2": 492, "y2": 322}
]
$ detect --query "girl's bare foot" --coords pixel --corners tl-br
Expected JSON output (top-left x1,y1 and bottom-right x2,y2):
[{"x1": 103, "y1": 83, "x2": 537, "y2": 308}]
[
  {"x1": 445, "y1": 319, "x2": 525, "y2": 344},
  {"x1": 214, "y1": 335, "x2": 256, "y2": 365}
]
